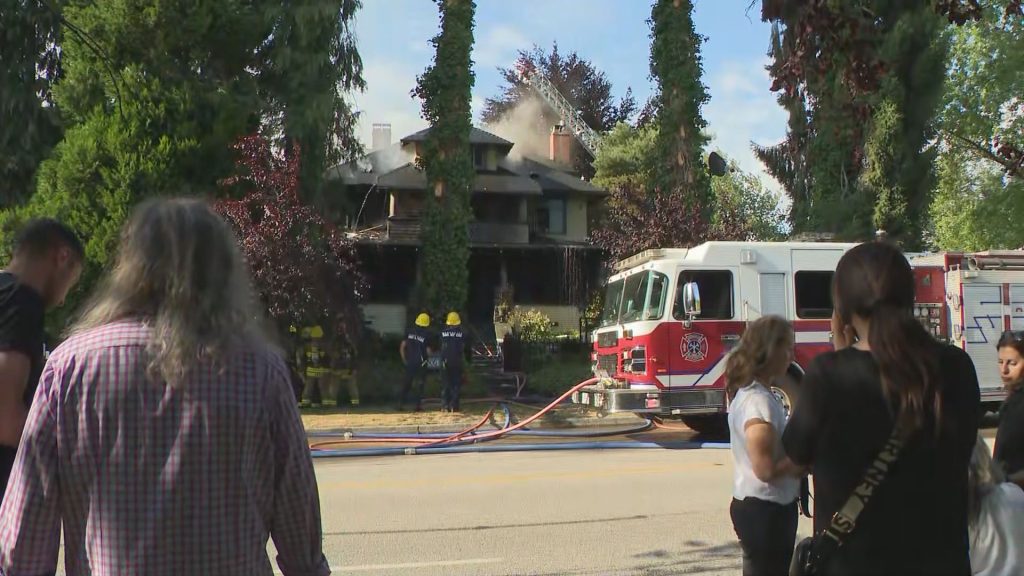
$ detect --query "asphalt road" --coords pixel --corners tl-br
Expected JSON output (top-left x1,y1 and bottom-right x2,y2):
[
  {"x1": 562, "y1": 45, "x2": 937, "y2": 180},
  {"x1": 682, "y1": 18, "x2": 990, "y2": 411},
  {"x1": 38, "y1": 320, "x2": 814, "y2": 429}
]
[
  {"x1": 50, "y1": 418, "x2": 998, "y2": 575},
  {"x1": 297, "y1": 440, "x2": 811, "y2": 576}
]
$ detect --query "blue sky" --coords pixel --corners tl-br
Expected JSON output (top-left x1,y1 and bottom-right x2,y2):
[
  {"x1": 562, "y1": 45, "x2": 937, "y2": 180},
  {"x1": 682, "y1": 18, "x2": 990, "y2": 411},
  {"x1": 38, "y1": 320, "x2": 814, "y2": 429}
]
[{"x1": 351, "y1": 0, "x2": 786, "y2": 190}]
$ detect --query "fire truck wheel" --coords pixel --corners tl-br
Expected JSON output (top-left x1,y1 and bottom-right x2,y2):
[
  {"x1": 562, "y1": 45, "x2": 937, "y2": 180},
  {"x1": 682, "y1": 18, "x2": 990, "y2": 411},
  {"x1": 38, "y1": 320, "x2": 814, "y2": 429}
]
[
  {"x1": 769, "y1": 373, "x2": 800, "y2": 419},
  {"x1": 679, "y1": 415, "x2": 728, "y2": 438}
]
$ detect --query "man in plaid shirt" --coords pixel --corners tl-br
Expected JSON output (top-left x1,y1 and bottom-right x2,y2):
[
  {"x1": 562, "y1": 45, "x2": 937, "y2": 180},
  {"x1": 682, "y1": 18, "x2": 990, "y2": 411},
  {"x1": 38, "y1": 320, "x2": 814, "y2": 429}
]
[{"x1": 0, "y1": 199, "x2": 330, "y2": 576}]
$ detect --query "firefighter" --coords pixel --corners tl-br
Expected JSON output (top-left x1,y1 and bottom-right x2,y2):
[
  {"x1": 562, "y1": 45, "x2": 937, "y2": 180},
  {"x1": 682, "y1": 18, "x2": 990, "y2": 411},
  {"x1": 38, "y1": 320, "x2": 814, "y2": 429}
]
[
  {"x1": 302, "y1": 325, "x2": 329, "y2": 408},
  {"x1": 397, "y1": 313, "x2": 431, "y2": 412},
  {"x1": 440, "y1": 311, "x2": 467, "y2": 413}
]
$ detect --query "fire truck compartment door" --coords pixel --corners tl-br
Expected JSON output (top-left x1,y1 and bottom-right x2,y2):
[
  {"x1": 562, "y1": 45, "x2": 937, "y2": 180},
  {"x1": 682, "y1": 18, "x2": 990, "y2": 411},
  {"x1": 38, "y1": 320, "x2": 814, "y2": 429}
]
[{"x1": 961, "y1": 284, "x2": 1004, "y2": 398}]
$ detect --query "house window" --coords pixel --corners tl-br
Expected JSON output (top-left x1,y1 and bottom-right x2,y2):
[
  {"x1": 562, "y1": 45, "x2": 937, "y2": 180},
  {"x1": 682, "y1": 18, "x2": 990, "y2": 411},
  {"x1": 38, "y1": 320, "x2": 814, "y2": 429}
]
[
  {"x1": 544, "y1": 198, "x2": 566, "y2": 235},
  {"x1": 473, "y1": 146, "x2": 487, "y2": 170},
  {"x1": 794, "y1": 271, "x2": 834, "y2": 319}
]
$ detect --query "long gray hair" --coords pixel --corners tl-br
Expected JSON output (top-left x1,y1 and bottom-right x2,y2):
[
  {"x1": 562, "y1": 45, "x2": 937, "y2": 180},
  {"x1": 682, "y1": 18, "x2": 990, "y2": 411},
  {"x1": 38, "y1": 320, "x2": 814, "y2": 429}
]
[
  {"x1": 71, "y1": 198, "x2": 268, "y2": 386},
  {"x1": 968, "y1": 434, "x2": 1005, "y2": 527}
]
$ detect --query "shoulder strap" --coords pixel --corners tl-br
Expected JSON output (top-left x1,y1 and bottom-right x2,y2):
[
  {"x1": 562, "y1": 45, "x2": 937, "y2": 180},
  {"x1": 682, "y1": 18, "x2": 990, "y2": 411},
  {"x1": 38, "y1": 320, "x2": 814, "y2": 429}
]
[{"x1": 812, "y1": 422, "x2": 907, "y2": 560}]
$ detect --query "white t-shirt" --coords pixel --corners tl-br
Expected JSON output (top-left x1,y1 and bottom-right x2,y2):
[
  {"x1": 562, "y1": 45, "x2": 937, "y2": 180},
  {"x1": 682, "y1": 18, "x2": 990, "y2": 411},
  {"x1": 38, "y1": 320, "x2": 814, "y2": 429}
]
[
  {"x1": 728, "y1": 382, "x2": 800, "y2": 504},
  {"x1": 971, "y1": 482, "x2": 1024, "y2": 576}
]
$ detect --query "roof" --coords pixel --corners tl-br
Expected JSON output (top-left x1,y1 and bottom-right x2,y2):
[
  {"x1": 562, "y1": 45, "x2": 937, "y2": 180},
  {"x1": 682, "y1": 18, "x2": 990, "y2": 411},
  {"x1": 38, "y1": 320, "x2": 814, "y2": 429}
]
[
  {"x1": 373, "y1": 163, "x2": 543, "y2": 196},
  {"x1": 498, "y1": 156, "x2": 606, "y2": 196},
  {"x1": 400, "y1": 126, "x2": 514, "y2": 149}
]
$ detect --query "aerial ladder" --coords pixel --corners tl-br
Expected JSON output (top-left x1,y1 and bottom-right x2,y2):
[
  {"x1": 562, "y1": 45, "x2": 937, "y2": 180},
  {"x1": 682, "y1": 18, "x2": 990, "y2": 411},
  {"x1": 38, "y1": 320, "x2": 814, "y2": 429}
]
[
  {"x1": 515, "y1": 61, "x2": 603, "y2": 158},
  {"x1": 515, "y1": 60, "x2": 728, "y2": 176}
]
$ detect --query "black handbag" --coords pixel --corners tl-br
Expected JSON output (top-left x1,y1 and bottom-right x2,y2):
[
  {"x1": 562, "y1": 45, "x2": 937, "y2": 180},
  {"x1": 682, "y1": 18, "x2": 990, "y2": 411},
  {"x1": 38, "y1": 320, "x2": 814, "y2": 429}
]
[{"x1": 789, "y1": 424, "x2": 906, "y2": 576}]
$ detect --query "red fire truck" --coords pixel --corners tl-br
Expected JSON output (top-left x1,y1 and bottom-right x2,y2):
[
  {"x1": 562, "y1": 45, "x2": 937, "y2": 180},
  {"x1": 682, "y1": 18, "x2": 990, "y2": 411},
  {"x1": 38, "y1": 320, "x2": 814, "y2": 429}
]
[{"x1": 572, "y1": 242, "x2": 1016, "y2": 433}]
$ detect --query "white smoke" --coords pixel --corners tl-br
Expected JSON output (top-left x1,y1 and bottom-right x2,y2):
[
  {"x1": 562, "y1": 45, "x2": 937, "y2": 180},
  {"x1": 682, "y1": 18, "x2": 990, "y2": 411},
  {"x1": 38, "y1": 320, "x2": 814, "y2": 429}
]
[{"x1": 483, "y1": 96, "x2": 554, "y2": 161}]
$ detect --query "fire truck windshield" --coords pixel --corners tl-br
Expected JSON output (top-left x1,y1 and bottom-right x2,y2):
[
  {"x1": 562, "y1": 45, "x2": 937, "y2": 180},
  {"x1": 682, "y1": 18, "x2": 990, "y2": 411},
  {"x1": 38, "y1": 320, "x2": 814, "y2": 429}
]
[
  {"x1": 599, "y1": 271, "x2": 671, "y2": 327},
  {"x1": 599, "y1": 279, "x2": 624, "y2": 327}
]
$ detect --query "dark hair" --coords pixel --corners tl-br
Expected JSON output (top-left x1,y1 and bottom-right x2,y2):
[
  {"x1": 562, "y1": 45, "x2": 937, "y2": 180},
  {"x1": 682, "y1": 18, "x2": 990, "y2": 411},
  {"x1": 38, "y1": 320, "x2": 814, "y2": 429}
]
[
  {"x1": 997, "y1": 330, "x2": 1024, "y2": 356},
  {"x1": 13, "y1": 218, "x2": 85, "y2": 261},
  {"x1": 834, "y1": 242, "x2": 940, "y2": 433}
]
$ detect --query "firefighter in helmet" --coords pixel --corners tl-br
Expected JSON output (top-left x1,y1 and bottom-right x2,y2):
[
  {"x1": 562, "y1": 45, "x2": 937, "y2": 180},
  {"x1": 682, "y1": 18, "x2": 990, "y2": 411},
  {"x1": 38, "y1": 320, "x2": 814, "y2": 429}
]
[
  {"x1": 301, "y1": 325, "x2": 329, "y2": 408},
  {"x1": 398, "y1": 313, "x2": 432, "y2": 411},
  {"x1": 441, "y1": 311, "x2": 467, "y2": 412}
]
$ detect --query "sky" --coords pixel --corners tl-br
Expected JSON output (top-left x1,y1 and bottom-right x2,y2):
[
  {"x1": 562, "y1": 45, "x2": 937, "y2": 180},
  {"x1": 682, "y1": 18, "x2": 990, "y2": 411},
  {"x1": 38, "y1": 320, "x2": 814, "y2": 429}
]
[{"x1": 350, "y1": 0, "x2": 786, "y2": 192}]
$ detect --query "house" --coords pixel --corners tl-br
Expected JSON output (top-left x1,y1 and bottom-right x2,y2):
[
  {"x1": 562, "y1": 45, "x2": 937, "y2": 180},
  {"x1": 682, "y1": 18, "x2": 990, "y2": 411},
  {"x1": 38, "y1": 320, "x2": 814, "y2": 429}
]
[{"x1": 325, "y1": 125, "x2": 607, "y2": 339}]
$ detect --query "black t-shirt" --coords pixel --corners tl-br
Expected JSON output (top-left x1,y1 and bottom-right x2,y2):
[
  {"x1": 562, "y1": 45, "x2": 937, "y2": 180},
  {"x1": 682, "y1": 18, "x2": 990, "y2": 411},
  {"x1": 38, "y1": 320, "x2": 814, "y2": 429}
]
[
  {"x1": 782, "y1": 345, "x2": 980, "y2": 576},
  {"x1": 440, "y1": 326, "x2": 465, "y2": 365},
  {"x1": 994, "y1": 386, "x2": 1024, "y2": 478},
  {"x1": 0, "y1": 272, "x2": 46, "y2": 408},
  {"x1": 403, "y1": 327, "x2": 429, "y2": 368}
]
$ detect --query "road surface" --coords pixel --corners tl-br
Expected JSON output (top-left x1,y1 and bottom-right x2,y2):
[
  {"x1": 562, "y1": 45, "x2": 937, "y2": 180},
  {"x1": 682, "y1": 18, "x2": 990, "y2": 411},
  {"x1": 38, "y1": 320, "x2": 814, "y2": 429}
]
[{"x1": 303, "y1": 442, "x2": 810, "y2": 576}]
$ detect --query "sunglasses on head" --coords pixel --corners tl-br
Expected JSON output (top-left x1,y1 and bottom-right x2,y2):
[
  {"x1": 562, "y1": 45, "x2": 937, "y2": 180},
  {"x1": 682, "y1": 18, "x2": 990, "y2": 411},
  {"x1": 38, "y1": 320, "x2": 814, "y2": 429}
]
[{"x1": 1002, "y1": 330, "x2": 1024, "y2": 342}]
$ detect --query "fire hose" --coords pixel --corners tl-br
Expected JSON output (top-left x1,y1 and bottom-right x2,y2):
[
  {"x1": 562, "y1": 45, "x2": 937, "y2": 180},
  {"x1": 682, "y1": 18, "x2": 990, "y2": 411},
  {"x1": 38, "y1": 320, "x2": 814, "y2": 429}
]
[{"x1": 308, "y1": 378, "x2": 730, "y2": 458}]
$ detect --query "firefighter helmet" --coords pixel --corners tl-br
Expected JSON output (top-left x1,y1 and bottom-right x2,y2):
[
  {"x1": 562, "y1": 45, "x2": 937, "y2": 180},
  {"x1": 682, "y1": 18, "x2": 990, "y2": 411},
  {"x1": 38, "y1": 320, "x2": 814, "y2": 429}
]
[
  {"x1": 446, "y1": 312, "x2": 461, "y2": 326},
  {"x1": 308, "y1": 325, "x2": 324, "y2": 339},
  {"x1": 415, "y1": 313, "x2": 430, "y2": 327}
]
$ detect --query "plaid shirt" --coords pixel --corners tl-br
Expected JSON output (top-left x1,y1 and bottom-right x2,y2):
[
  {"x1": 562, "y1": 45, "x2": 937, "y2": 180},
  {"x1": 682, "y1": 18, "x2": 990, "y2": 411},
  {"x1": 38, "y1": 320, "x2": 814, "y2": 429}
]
[{"x1": 0, "y1": 320, "x2": 329, "y2": 576}]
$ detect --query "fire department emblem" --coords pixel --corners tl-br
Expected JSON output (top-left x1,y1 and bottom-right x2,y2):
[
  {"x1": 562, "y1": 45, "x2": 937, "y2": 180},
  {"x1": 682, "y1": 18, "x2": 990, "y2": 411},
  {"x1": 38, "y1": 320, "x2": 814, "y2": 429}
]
[{"x1": 681, "y1": 332, "x2": 709, "y2": 362}]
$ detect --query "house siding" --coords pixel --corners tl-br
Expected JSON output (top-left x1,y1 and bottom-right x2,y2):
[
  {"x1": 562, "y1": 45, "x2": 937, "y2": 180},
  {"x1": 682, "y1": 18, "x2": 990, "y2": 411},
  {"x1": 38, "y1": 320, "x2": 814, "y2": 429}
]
[{"x1": 542, "y1": 196, "x2": 589, "y2": 243}]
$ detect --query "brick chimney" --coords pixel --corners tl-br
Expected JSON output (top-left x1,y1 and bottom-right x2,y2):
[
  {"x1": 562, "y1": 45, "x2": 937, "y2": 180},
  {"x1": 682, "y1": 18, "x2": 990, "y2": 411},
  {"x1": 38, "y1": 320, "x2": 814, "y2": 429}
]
[
  {"x1": 371, "y1": 123, "x2": 392, "y2": 150},
  {"x1": 549, "y1": 122, "x2": 573, "y2": 166}
]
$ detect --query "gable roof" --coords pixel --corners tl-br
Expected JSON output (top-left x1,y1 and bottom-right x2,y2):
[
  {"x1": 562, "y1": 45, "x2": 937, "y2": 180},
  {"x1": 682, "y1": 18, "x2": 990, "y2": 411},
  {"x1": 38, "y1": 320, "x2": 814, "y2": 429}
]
[{"x1": 400, "y1": 126, "x2": 514, "y2": 149}]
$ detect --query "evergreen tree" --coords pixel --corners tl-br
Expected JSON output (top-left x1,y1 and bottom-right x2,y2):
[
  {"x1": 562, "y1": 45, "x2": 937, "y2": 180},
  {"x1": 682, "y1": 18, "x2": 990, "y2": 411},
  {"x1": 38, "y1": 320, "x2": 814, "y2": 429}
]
[
  {"x1": 0, "y1": 1, "x2": 365, "y2": 330},
  {"x1": 413, "y1": 0, "x2": 476, "y2": 317},
  {"x1": 0, "y1": 1, "x2": 64, "y2": 205},
  {"x1": 649, "y1": 0, "x2": 713, "y2": 231}
]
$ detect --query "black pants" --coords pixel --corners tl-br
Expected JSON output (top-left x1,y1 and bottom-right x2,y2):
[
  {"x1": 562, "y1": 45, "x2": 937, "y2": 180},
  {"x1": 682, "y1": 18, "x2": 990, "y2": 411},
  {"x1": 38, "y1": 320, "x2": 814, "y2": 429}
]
[
  {"x1": 398, "y1": 364, "x2": 426, "y2": 410},
  {"x1": 442, "y1": 363, "x2": 463, "y2": 411},
  {"x1": 0, "y1": 445, "x2": 17, "y2": 506},
  {"x1": 730, "y1": 497, "x2": 798, "y2": 576}
]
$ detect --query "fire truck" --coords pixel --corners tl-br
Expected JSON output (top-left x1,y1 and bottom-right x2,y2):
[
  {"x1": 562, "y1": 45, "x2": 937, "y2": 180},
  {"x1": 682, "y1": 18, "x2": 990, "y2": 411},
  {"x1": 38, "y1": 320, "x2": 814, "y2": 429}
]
[{"x1": 572, "y1": 242, "x2": 1019, "y2": 433}]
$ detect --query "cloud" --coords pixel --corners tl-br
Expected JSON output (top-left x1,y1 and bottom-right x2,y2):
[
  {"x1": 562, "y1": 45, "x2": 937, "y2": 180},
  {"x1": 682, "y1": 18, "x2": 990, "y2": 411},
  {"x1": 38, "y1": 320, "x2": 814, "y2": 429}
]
[
  {"x1": 474, "y1": 24, "x2": 530, "y2": 68},
  {"x1": 352, "y1": 57, "x2": 426, "y2": 150},
  {"x1": 703, "y1": 58, "x2": 789, "y2": 201}
]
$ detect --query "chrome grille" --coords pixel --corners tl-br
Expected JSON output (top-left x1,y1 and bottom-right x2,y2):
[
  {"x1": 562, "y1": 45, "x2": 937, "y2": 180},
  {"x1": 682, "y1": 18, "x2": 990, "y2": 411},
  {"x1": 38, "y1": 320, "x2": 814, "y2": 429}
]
[{"x1": 597, "y1": 353, "x2": 618, "y2": 374}]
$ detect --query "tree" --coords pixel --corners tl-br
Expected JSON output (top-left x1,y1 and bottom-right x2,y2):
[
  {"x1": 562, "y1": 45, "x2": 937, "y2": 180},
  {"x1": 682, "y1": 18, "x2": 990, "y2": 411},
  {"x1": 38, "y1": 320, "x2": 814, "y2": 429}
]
[
  {"x1": 929, "y1": 146, "x2": 1024, "y2": 250},
  {"x1": 936, "y1": 0, "x2": 1023, "y2": 178},
  {"x1": 592, "y1": 123, "x2": 786, "y2": 257},
  {"x1": 215, "y1": 135, "x2": 365, "y2": 345},
  {"x1": 758, "y1": 1, "x2": 951, "y2": 245},
  {"x1": 928, "y1": 0, "x2": 1024, "y2": 249},
  {"x1": 257, "y1": 0, "x2": 366, "y2": 203},
  {"x1": 0, "y1": 1, "x2": 64, "y2": 204},
  {"x1": 481, "y1": 42, "x2": 636, "y2": 177},
  {"x1": 412, "y1": 0, "x2": 476, "y2": 317},
  {"x1": 0, "y1": 1, "x2": 365, "y2": 329},
  {"x1": 648, "y1": 0, "x2": 713, "y2": 227}
]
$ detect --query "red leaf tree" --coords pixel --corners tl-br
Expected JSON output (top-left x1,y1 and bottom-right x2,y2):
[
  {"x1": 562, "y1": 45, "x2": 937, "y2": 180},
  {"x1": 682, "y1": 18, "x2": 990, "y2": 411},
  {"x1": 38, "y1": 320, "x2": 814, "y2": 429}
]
[
  {"x1": 592, "y1": 185, "x2": 710, "y2": 260},
  {"x1": 215, "y1": 135, "x2": 366, "y2": 350}
]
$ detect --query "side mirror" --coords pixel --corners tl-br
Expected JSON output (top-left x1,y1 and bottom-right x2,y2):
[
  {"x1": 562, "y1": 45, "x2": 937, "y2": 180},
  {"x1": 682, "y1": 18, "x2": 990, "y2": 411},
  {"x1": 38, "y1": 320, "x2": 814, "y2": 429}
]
[{"x1": 683, "y1": 282, "x2": 702, "y2": 318}]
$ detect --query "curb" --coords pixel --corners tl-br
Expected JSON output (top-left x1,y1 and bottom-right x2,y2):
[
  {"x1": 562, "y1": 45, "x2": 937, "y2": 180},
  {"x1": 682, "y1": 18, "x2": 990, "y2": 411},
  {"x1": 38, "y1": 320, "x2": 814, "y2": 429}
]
[{"x1": 306, "y1": 412, "x2": 644, "y2": 437}]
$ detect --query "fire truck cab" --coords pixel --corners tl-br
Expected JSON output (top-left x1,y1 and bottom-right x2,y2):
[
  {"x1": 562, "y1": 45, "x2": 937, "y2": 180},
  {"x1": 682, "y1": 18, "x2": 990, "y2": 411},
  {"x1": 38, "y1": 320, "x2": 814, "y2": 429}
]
[{"x1": 575, "y1": 242, "x2": 853, "y2": 433}]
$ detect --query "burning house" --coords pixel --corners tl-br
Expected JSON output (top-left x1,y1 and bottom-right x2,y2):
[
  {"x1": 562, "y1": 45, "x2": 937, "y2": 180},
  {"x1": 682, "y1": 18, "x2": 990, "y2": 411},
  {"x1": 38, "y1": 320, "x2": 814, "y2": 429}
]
[{"x1": 325, "y1": 125, "x2": 606, "y2": 339}]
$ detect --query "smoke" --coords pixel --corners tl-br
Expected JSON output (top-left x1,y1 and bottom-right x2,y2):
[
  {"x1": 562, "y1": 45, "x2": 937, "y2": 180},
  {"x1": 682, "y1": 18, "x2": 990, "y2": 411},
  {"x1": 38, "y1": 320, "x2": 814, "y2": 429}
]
[
  {"x1": 355, "y1": 142, "x2": 413, "y2": 174},
  {"x1": 484, "y1": 96, "x2": 553, "y2": 161}
]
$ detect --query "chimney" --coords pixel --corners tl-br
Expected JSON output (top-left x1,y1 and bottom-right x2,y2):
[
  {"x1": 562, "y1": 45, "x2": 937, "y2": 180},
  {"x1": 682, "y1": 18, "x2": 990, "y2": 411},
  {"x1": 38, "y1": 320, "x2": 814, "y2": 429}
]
[
  {"x1": 371, "y1": 123, "x2": 392, "y2": 150},
  {"x1": 549, "y1": 122, "x2": 573, "y2": 167}
]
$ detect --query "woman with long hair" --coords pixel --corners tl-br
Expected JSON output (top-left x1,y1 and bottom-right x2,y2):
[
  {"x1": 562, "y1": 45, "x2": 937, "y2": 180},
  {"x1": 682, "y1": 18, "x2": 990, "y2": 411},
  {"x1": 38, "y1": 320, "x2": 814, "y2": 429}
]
[
  {"x1": 726, "y1": 315, "x2": 805, "y2": 576},
  {"x1": 994, "y1": 330, "x2": 1024, "y2": 487},
  {"x1": 782, "y1": 241, "x2": 981, "y2": 574},
  {"x1": 0, "y1": 199, "x2": 329, "y2": 575},
  {"x1": 968, "y1": 435, "x2": 1024, "y2": 575}
]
